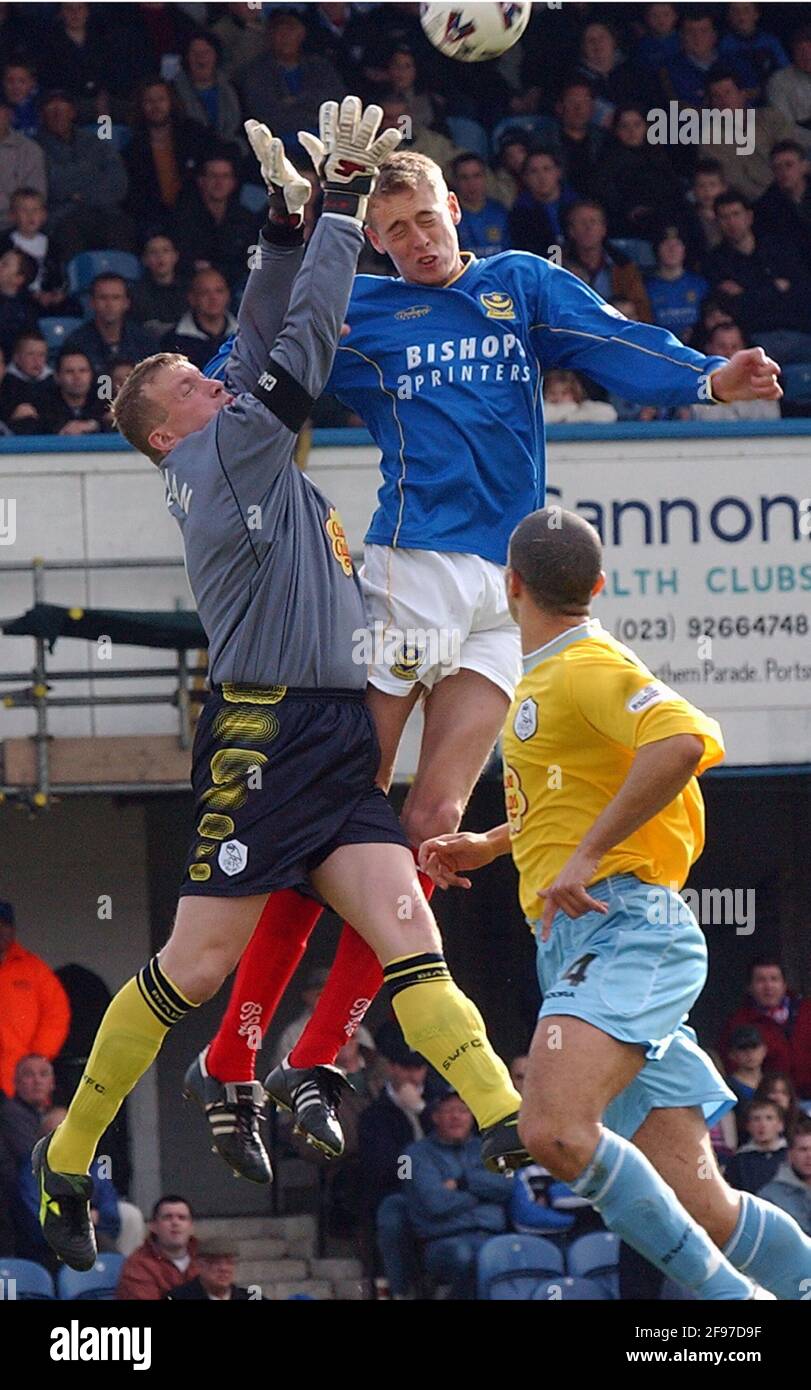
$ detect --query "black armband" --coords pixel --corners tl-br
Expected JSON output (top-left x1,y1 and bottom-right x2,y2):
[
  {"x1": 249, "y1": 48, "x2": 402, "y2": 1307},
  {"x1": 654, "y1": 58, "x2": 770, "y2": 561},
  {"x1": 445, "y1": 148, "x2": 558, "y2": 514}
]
[
  {"x1": 253, "y1": 360, "x2": 314, "y2": 433},
  {"x1": 261, "y1": 213, "x2": 305, "y2": 248}
]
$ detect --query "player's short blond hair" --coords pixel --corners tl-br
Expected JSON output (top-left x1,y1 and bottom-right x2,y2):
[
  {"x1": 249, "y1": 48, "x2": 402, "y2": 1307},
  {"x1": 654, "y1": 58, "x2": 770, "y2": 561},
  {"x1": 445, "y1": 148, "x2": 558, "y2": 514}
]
[
  {"x1": 368, "y1": 151, "x2": 448, "y2": 225},
  {"x1": 112, "y1": 352, "x2": 188, "y2": 466}
]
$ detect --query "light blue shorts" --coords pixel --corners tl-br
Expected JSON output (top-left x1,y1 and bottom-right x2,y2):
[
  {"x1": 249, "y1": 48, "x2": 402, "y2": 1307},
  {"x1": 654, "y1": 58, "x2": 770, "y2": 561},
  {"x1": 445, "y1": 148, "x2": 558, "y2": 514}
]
[{"x1": 529, "y1": 874, "x2": 735, "y2": 1138}]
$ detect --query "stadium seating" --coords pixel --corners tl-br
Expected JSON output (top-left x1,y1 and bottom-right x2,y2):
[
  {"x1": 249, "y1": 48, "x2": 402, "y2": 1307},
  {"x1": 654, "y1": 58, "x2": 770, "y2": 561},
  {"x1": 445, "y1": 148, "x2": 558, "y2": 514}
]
[
  {"x1": 477, "y1": 1234, "x2": 564, "y2": 1299},
  {"x1": 532, "y1": 1276, "x2": 607, "y2": 1301},
  {"x1": 491, "y1": 114, "x2": 557, "y2": 154},
  {"x1": 780, "y1": 363, "x2": 811, "y2": 404},
  {"x1": 57, "y1": 1253, "x2": 125, "y2": 1300},
  {"x1": 0, "y1": 1258, "x2": 55, "y2": 1299},
  {"x1": 610, "y1": 238, "x2": 656, "y2": 270},
  {"x1": 566, "y1": 1231, "x2": 621, "y2": 1299},
  {"x1": 66, "y1": 251, "x2": 142, "y2": 295},
  {"x1": 240, "y1": 183, "x2": 269, "y2": 215},
  {"x1": 38, "y1": 316, "x2": 85, "y2": 360},
  {"x1": 447, "y1": 116, "x2": 490, "y2": 161}
]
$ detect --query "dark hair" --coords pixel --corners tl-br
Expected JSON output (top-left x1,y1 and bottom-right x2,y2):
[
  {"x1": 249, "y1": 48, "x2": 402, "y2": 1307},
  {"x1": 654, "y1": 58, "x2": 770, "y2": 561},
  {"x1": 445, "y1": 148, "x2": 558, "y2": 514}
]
[
  {"x1": 12, "y1": 330, "x2": 46, "y2": 352},
  {"x1": 714, "y1": 190, "x2": 752, "y2": 213},
  {"x1": 198, "y1": 150, "x2": 238, "y2": 179},
  {"x1": 90, "y1": 272, "x2": 128, "y2": 294},
  {"x1": 693, "y1": 157, "x2": 725, "y2": 178},
  {"x1": 10, "y1": 186, "x2": 45, "y2": 207},
  {"x1": 706, "y1": 64, "x2": 743, "y2": 89},
  {"x1": 524, "y1": 146, "x2": 563, "y2": 171},
  {"x1": 184, "y1": 27, "x2": 222, "y2": 63},
  {"x1": 754, "y1": 1072, "x2": 799, "y2": 1141},
  {"x1": 558, "y1": 76, "x2": 594, "y2": 99},
  {"x1": 151, "y1": 1194, "x2": 193, "y2": 1220},
  {"x1": 134, "y1": 77, "x2": 181, "y2": 128},
  {"x1": 450, "y1": 151, "x2": 486, "y2": 178},
  {"x1": 2, "y1": 246, "x2": 37, "y2": 288},
  {"x1": 681, "y1": 7, "x2": 717, "y2": 26},
  {"x1": 790, "y1": 23, "x2": 811, "y2": 51},
  {"x1": 56, "y1": 347, "x2": 93, "y2": 371},
  {"x1": 565, "y1": 198, "x2": 607, "y2": 232},
  {"x1": 770, "y1": 138, "x2": 807, "y2": 161},
  {"x1": 749, "y1": 955, "x2": 785, "y2": 977},
  {"x1": 509, "y1": 507, "x2": 602, "y2": 615}
]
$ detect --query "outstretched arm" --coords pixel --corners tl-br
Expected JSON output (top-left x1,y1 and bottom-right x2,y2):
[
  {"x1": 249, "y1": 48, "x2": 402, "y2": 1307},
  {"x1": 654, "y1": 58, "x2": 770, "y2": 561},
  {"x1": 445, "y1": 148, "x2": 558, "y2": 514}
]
[
  {"x1": 223, "y1": 121, "x2": 311, "y2": 395},
  {"x1": 532, "y1": 264, "x2": 781, "y2": 406}
]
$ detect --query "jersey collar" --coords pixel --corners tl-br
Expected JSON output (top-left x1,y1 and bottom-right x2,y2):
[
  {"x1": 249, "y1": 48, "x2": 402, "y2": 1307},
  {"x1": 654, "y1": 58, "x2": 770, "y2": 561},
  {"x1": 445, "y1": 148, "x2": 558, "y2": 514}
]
[
  {"x1": 442, "y1": 252, "x2": 476, "y2": 288},
  {"x1": 522, "y1": 618, "x2": 602, "y2": 675}
]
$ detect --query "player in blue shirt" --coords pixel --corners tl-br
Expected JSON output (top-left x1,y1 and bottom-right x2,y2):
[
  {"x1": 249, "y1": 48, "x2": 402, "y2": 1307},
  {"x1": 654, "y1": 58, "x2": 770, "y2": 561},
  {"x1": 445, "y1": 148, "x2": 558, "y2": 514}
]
[{"x1": 202, "y1": 143, "x2": 781, "y2": 1171}]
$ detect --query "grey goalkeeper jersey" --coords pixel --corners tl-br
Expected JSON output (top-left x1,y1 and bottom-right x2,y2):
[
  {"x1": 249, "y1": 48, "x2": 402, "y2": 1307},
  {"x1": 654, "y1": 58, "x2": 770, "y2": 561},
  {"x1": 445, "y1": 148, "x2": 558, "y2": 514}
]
[{"x1": 161, "y1": 215, "x2": 367, "y2": 690}]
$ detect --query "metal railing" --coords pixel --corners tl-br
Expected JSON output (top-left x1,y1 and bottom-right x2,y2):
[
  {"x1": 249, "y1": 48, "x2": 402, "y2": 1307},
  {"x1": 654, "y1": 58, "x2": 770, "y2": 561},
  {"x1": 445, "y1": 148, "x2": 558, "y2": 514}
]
[{"x1": 0, "y1": 556, "x2": 205, "y2": 806}]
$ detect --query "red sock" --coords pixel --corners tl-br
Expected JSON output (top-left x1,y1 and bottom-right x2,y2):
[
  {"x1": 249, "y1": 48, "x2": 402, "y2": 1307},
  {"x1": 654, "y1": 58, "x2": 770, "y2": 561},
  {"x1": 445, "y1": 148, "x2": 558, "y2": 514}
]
[
  {"x1": 289, "y1": 854, "x2": 437, "y2": 1068},
  {"x1": 207, "y1": 889, "x2": 323, "y2": 1081}
]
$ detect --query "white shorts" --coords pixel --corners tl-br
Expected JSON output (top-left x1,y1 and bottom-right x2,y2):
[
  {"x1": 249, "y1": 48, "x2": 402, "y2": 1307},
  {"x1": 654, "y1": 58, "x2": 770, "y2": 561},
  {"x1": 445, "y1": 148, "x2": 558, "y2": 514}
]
[{"x1": 360, "y1": 545, "x2": 522, "y2": 699}]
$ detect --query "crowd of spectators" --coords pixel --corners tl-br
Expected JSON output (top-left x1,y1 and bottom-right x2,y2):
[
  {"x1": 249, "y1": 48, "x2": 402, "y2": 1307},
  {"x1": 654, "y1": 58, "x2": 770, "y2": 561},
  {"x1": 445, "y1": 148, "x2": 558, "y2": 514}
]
[{"x1": 0, "y1": 2, "x2": 807, "y2": 437}]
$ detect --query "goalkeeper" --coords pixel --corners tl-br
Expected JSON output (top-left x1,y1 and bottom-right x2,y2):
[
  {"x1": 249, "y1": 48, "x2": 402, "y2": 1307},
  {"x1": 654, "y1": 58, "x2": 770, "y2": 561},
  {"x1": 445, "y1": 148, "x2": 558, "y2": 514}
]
[{"x1": 33, "y1": 99, "x2": 525, "y2": 1272}]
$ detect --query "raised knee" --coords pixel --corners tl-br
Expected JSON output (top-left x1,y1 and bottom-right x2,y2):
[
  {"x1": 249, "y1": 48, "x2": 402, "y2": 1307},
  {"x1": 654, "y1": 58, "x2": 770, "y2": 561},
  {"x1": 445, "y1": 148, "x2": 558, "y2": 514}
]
[
  {"x1": 403, "y1": 797, "x2": 463, "y2": 849},
  {"x1": 518, "y1": 1113, "x2": 593, "y2": 1181}
]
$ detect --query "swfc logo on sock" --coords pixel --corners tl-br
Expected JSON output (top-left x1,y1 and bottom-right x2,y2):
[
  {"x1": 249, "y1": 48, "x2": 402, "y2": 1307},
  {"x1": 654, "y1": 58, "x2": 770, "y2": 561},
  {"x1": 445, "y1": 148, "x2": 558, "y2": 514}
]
[{"x1": 442, "y1": 1038, "x2": 482, "y2": 1072}]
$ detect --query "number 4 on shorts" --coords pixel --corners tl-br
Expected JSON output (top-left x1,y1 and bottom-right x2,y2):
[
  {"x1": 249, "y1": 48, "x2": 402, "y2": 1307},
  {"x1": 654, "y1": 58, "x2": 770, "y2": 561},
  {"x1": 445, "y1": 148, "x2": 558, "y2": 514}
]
[{"x1": 561, "y1": 953, "x2": 598, "y2": 987}]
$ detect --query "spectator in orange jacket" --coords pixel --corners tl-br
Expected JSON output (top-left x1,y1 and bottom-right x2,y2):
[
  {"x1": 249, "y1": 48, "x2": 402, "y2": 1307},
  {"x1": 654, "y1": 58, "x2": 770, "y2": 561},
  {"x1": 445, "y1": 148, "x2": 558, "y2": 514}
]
[
  {"x1": 720, "y1": 957, "x2": 811, "y2": 1101},
  {"x1": 0, "y1": 900, "x2": 70, "y2": 1097},
  {"x1": 117, "y1": 1195, "x2": 200, "y2": 1300}
]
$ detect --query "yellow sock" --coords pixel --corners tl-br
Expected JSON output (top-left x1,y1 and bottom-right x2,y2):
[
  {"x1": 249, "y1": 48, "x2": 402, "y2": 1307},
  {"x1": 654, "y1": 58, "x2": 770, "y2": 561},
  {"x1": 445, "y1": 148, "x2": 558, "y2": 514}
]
[
  {"x1": 49, "y1": 957, "x2": 195, "y2": 1175},
  {"x1": 383, "y1": 952, "x2": 521, "y2": 1130}
]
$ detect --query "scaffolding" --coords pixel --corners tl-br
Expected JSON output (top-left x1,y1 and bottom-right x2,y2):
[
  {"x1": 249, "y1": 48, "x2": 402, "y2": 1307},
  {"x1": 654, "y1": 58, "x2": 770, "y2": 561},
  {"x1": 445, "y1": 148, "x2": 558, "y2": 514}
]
[{"x1": 0, "y1": 556, "x2": 205, "y2": 806}]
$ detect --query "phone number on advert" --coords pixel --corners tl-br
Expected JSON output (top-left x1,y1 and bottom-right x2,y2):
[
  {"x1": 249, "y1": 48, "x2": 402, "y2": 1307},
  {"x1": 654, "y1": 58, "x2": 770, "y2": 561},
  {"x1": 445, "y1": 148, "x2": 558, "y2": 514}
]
[{"x1": 614, "y1": 615, "x2": 809, "y2": 642}]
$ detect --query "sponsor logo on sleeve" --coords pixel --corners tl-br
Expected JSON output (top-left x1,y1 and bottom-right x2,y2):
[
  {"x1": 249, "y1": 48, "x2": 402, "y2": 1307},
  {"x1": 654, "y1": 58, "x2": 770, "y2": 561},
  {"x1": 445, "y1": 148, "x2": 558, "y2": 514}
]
[{"x1": 626, "y1": 683, "x2": 677, "y2": 713}]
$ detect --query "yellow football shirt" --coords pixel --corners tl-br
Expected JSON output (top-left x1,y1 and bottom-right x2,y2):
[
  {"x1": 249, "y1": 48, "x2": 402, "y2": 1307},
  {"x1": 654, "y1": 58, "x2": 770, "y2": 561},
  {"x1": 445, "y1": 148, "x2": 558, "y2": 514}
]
[{"x1": 501, "y1": 619, "x2": 725, "y2": 918}]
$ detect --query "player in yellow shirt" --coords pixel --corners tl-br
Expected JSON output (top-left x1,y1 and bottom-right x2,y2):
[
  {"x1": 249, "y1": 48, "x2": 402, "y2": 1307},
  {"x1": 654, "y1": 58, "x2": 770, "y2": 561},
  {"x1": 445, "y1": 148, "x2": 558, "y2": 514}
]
[{"x1": 420, "y1": 507, "x2": 811, "y2": 1300}]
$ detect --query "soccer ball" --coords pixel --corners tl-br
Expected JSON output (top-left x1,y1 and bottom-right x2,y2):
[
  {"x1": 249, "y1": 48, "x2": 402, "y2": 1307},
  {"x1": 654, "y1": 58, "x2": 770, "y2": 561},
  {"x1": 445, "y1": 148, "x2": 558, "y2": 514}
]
[{"x1": 420, "y1": 2, "x2": 532, "y2": 63}]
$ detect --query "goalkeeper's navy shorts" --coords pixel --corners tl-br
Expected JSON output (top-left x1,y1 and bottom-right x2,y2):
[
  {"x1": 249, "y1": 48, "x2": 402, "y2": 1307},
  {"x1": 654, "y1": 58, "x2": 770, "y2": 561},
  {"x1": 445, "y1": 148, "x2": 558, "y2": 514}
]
[{"x1": 178, "y1": 683, "x2": 407, "y2": 899}]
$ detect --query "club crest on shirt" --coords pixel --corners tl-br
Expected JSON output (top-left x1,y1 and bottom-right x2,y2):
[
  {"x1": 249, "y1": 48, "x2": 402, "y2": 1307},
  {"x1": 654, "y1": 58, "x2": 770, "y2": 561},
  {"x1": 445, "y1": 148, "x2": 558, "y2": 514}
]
[
  {"x1": 325, "y1": 507, "x2": 353, "y2": 576},
  {"x1": 390, "y1": 641, "x2": 424, "y2": 681},
  {"x1": 218, "y1": 839, "x2": 248, "y2": 876},
  {"x1": 513, "y1": 697, "x2": 538, "y2": 741},
  {"x1": 480, "y1": 291, "x2": 515, "y2": 320},
  {"x1": 503, "y1": 763, "x2": 528, "y2": 834},
  {"x1": 395, "y1": 305, "x2": 432, "y2": 320}
]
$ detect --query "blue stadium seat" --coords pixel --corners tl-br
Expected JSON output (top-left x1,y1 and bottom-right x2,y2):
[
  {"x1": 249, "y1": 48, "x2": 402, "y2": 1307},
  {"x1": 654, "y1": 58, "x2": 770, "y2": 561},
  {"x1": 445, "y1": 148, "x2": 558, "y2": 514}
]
[
  {"x1": 240, "y1": 183, "x2": 269, "y2": 215},
  {"x1": 38, "y1": 316, "x2": 84, "y2": 358},
  {"x1": 532, "y1": 1275, "x2": 607, "y2": 1301},
  {"x1": 611, "y1": 237, "x2": 656, "y2": 269},
  {"x1": 66, "y1": 251, "x2": 142, "y2": 295},
  {"x1": 477, "y1": 1234, "x2": 564, "y2": 1300},
  {"x1": 57, "y1": 1253, "x2": 125, "y2": 1300},
  {"x1": 491, "y1": 114, "x2": 557, "y2": 154},
  {"x1": 447, "y1": 116, "x2": 490, "y2": 161},
  {"x1": 79, "y1": 122, "x2": 133, "y2": 152},
  {"x1": 566, "y1": 1231, "x2": 620, "y2": 1299},
  {"x1": 0, "y1": 1258, "x2": 55, "y2": 1299},
  {"x1": 780, "y1": 363, "x2": 811, "y2": 403}
]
